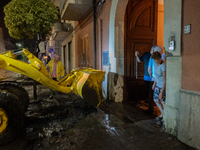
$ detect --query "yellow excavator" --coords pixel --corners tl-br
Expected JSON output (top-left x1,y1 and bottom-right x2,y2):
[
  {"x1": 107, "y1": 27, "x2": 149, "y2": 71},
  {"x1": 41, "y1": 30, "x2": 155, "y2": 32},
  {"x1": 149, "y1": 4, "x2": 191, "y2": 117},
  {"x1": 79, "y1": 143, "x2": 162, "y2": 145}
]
[{"x1": 0, "y1": 48, "x2": 105, "y2": 145}]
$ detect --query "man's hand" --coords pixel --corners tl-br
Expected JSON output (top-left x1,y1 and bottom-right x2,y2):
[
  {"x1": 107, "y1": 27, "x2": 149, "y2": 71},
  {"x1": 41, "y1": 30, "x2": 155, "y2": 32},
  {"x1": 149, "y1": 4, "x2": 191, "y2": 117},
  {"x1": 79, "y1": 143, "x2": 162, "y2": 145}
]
[
  {"x1": 148, "y1": 67, "x2": 152, "y2": 77},
  {"x1": 152, "y1": 82, "x2": 156, "y2": 90},
  {"x1": 135, "y1": 51, "x2": 139, "y2": 57},
  {"x1": 135, "y1": 51, "x2": 142, "y2": 63},
  {"x1": 159, "y1": 92, "x2": 164, "y2": 100}
]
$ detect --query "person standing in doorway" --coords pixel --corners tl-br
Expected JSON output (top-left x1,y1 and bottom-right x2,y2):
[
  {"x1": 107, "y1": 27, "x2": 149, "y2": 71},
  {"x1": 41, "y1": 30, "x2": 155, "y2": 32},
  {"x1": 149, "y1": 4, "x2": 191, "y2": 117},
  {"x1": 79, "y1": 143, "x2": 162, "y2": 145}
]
[
  {"x1": 148, "y1": 46, "x2": 166, "y2": 81},
  {"x1": 151, "y1": 52, "x2": 166, "y2": 124},
  {"x1": 46, "y1": 53, "x2": 65, "y2": 99},
  {"x1": 135, "y1": 45, "x2": 157, "y2": 113}
]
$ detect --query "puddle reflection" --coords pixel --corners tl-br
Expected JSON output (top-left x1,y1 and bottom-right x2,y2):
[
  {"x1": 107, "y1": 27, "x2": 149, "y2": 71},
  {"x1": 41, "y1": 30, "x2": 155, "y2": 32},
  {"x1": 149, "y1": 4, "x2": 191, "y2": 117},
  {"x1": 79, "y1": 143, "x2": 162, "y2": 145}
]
[{"x1": 100, "y1": 113, "x2": 124, "y2": 136}]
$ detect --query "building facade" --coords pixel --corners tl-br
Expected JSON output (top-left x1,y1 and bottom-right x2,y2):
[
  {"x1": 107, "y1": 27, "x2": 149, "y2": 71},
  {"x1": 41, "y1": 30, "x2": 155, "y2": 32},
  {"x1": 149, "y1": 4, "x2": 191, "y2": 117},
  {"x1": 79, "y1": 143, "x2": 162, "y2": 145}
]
[{"x1": 51, "y1": 0, "x2": 200, "y2": 149}]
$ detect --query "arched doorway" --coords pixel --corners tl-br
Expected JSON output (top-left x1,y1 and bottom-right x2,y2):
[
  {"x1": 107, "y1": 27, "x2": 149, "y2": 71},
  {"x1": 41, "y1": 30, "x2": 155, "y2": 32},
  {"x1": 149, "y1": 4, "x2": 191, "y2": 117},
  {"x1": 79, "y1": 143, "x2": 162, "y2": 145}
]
[{"x1": 124, "y1": 0, "x2": 158, "y2": 102}]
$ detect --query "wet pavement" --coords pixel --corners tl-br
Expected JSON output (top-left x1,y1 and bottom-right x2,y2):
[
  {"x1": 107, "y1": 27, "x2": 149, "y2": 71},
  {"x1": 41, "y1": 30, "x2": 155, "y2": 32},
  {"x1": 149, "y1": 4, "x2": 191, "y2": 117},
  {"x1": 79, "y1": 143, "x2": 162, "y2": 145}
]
[{"x1": 0, "y1": 69, "x2": 197, "y2": 150}]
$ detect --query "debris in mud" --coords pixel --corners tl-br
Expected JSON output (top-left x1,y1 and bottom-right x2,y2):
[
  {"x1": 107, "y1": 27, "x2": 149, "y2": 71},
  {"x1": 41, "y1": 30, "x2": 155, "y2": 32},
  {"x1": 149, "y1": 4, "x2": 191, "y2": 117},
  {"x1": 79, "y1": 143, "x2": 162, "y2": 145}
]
[
  {"x1": 0, "y1": 82, "x2": 97, "y2": 150},
  {"x1": 25, "y1": 91, "x2": 97, "y2": 149},
  {"x1": 0, "y1": 70, "x2": 196, "y2": 150}
]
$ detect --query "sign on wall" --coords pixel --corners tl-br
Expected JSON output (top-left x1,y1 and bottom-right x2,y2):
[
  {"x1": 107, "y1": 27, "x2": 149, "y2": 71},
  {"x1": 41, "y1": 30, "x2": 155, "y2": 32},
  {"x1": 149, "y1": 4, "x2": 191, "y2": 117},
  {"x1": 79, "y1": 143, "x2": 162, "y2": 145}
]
[
  {"x1": 102, "y1": 51, "x2": 110, "y2": 66},
  {"x1": 184, "y1": 24, "x2": 191, "y2": 35}
]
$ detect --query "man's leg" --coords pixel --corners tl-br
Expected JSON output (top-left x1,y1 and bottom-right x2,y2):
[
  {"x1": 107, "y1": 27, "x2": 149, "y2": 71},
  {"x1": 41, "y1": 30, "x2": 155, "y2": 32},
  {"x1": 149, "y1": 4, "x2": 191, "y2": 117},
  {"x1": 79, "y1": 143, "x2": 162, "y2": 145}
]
[
  {"x1": 154, "y1": 86, "x2": 164, "y2": 117},
  {"x1": 148, "y1": 81, "x2": 154, "y2": 111},
  {"x1": 144, "y1": 81, "x2": 154, "y2": 112}
]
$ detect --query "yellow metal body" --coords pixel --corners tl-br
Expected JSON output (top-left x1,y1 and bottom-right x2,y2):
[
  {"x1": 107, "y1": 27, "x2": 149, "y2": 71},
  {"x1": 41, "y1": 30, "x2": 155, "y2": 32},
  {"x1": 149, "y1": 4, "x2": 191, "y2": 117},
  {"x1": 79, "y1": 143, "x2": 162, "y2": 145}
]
[
  {"x1": 0, "y1": 108, "x2": 8, "y2": 134},
  {"x1": 0, "y1": 49, "x2": 105, "y2": 106}
]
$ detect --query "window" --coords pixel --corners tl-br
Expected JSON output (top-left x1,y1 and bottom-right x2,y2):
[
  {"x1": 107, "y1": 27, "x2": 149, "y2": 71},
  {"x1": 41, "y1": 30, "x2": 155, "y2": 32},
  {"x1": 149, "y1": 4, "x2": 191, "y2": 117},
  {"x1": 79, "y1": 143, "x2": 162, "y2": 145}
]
[{"x1": 81, "y1": 35, "x2": 89, "y2": 67}]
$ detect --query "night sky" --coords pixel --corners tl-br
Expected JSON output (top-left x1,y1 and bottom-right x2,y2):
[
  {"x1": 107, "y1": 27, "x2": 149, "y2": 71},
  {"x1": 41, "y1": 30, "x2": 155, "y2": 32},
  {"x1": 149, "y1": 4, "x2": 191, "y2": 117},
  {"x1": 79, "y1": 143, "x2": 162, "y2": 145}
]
[{"x1": 0, "y1": 0, "x2": 11, "y2": 38}]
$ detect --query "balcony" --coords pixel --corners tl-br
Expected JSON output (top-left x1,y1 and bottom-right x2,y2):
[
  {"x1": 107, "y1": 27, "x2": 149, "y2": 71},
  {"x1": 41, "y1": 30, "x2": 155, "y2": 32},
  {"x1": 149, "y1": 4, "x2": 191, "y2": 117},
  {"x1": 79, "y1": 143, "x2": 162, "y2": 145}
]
[
  {"x1": 52, "y1": 22, "x2": 73, "y2": 41},
  {"x1": 60, "y1": 0, "x2": 93, "y2": 21}
]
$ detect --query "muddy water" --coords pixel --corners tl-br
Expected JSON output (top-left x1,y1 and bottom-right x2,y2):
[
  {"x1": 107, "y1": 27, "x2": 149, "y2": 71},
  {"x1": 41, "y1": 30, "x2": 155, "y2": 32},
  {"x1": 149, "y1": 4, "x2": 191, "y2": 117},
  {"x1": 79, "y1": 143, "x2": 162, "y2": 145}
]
[
  {"x1": 0, "y1": 69, "x2": 196, "y2": 150},
  {"x1": 0, "y1": 90, "x2": 195, "y2": 150},
  {"x1": 0, "y1": 89, "x2": 97, "y2": 150}
]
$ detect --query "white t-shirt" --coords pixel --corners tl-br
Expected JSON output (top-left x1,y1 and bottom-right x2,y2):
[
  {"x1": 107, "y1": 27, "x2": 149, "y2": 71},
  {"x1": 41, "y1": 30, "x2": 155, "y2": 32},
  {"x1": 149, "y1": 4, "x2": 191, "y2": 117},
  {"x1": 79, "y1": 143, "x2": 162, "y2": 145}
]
[{"x1": 154, "y1": 62, "x2": 166, "y2": 88}]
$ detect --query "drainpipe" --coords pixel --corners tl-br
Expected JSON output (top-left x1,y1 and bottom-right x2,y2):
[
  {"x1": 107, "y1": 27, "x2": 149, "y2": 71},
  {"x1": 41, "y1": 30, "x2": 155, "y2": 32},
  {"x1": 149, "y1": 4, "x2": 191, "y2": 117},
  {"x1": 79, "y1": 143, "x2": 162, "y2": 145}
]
[{"x1": 93, "y1": 0, "x2": 96, "y2": 69}]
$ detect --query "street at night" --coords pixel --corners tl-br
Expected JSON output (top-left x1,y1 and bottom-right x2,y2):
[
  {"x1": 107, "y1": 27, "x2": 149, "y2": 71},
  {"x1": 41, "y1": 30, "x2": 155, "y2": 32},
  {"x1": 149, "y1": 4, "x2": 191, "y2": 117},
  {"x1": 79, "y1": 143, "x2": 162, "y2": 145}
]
[{"x1": 0, "y1": 0, "x2": 200, "y2": 149}]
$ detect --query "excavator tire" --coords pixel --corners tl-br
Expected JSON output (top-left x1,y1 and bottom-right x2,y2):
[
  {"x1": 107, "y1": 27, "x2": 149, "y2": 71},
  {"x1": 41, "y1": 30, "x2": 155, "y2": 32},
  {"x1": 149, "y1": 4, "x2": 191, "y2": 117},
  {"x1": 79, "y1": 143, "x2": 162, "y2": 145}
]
[
  {"x1": 0, "y1": 91, "x2": 25, "y2": 146},
  {"x1": 0, "y1": 82, "x2": 29, "y2": 112}
]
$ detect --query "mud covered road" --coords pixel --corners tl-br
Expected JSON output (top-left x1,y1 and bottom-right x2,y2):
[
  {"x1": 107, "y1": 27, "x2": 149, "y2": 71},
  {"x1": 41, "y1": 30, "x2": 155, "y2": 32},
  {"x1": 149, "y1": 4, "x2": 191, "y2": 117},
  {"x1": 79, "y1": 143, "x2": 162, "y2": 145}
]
[
  {"x1": 0, "y1": 70, "x2": 196, "y2": 150},
  {"x1": 0, "y1": 89, "x2": 196, "y2": 150},
  {"x1": 0, "y1": 87, "x2": 98, "y2": 150}
]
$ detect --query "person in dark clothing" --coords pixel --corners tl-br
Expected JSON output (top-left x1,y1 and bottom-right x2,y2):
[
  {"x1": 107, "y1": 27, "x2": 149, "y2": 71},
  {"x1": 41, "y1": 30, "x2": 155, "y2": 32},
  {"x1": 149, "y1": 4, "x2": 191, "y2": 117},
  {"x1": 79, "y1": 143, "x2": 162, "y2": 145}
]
[
  {"x1": 46, "y1": 55, "x2": 51, "y2": 64},
  {"x1": 135, "y1": 45, "x2": 157, "y2": 113},
  {"x1": 42, "y1": 52, "x2": 51, "y2": 66}
]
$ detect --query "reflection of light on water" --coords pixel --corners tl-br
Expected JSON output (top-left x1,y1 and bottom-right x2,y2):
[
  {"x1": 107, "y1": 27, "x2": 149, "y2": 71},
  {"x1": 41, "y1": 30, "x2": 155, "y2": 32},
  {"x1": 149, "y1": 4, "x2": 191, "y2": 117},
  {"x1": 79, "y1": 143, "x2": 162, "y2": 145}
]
[{"x1": 102, "y1": 114, "x2": 119, "y2": 136}]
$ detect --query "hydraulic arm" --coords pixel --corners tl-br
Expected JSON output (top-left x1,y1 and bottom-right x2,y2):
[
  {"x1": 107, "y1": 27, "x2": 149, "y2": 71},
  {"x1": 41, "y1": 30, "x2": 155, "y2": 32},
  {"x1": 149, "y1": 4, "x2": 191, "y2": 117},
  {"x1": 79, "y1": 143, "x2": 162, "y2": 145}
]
[{"x1": 0, "y1": 48, "x2": 105, "y2": 107}]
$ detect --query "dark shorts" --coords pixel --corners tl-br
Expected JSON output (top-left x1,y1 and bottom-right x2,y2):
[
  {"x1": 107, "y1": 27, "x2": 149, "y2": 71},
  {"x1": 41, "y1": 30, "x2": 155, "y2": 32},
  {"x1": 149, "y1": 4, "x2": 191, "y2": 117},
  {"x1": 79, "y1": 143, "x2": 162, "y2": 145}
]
[{"x1": 153, "y1": 86, "x2": 166, "y2": 102}]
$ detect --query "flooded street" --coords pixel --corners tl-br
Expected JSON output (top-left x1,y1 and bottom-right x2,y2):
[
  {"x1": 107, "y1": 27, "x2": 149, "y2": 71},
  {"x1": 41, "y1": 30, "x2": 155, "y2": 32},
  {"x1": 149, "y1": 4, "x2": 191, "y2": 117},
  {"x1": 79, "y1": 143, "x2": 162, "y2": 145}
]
[{"x1": 0, "y1": 69, "x2": 196, "y2": 150}]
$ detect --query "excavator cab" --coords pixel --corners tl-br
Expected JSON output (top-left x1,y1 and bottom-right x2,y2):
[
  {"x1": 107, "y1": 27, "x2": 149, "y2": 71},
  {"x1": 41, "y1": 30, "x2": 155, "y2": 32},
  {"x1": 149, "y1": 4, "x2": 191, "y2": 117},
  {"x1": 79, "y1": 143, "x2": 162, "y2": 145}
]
[{"x1": 0, "y1": 48, "x2": 105, "y2": 145}]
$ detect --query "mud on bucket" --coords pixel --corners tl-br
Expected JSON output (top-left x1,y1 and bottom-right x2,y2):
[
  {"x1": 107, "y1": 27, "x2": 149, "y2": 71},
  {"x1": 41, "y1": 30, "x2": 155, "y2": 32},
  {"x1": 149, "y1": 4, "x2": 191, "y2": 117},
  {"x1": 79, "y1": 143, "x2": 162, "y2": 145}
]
[{"x1": 76, "y1": 70, "x2": 105, "y2": 107}]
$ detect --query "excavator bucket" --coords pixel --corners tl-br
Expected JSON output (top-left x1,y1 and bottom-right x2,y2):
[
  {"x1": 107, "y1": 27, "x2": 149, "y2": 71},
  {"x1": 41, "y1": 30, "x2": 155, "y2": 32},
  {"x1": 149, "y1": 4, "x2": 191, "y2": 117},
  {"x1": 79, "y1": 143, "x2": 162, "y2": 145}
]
[
  {"x1": 59, "y1": 68, "x2": 106, "y2": 107},
  {"x1": 0, "y1": 49, "x2": 106, "y2": 107},
  {"x1": 82, "y1": 73, "x2": 105, "y2": 107}
]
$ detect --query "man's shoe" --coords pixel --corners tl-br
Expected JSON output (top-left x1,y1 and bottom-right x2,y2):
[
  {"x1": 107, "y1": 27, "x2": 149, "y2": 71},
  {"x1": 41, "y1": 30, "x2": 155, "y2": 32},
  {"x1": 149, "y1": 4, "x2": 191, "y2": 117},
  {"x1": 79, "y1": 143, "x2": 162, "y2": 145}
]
[
  {"x1": 156, "y1": 119, "x2": 163, "y2": 125},
  {"x1": 155, "y1": 116, "x2": 163, "y2": 121}
]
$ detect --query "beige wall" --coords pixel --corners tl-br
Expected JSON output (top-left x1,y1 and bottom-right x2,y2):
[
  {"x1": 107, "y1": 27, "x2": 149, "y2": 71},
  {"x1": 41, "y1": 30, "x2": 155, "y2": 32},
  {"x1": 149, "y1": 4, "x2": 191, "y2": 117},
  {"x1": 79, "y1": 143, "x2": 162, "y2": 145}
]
[
  {"x1": 114, "y1": 0, "x2": 129, "y2": 75},
  {"x1": 179, "y1": 89, "x2": 200, "y2": 149},
  {"x1": 96, "y1": 0, "x2": 112, "y2": 99},
  {"x1": 163, "y1": 1, "x2": 200, "y2": 149},
  {"x1": 181, "y1": 0, "x2": 200, "y2": 92},
  {"x1": 176, "y1": 1, "x2": 200, "y2": 149},
  {"x1": 163, "y1": 0, "x2": 182, "y2": 137},
  {"x1": 62, "y1": 24, "x2": 75, "y2": 74},
  {"x1": 96, "y1": 0, "x2": 112, "y2": 70},
  {"x1": 164, "y1": 0, "x2": 182, "y2": 56},
  {"x1": 74, "y1": 14, "x2": 94, "y2": 68},
  {"x1": 99, "y1": 0, "x2": 111, "y2": 55},
  {"x1": 99, "y1": 0, "x2": 129, "y2": 99}
]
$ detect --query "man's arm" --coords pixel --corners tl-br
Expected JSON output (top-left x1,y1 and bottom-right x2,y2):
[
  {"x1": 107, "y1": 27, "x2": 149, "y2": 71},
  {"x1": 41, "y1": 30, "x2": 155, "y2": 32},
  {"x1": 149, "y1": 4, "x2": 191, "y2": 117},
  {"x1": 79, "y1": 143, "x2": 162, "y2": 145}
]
[
  {"x1": 135, "y1": 51, "x2": 142, "y2": 63},
  {"x1": 148, "y1": 67, "x2": 152, "y2": 77},
  {"x1": 148, "y1": 57, "x2": 152, "y2": 77},
  {"x1": 162, "y1": 54, "x2": 166, "y2": 61},
  {"x1": 152, "y1": 80, "x2": 156, "y2": 90},
  {"x1": 161, "y1": 71, "x2": 166, "y2": 94},
  {"x1": 158, "y1": 71, "x2": 166, "y2": 100}
]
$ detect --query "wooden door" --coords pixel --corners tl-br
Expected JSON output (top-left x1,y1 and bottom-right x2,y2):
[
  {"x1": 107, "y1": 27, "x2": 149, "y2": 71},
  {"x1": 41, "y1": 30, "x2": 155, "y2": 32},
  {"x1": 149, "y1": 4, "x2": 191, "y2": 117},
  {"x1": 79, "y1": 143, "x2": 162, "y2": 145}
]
[{"x1": 124, "y1": 0, "x2": 158, "y2": 102}]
